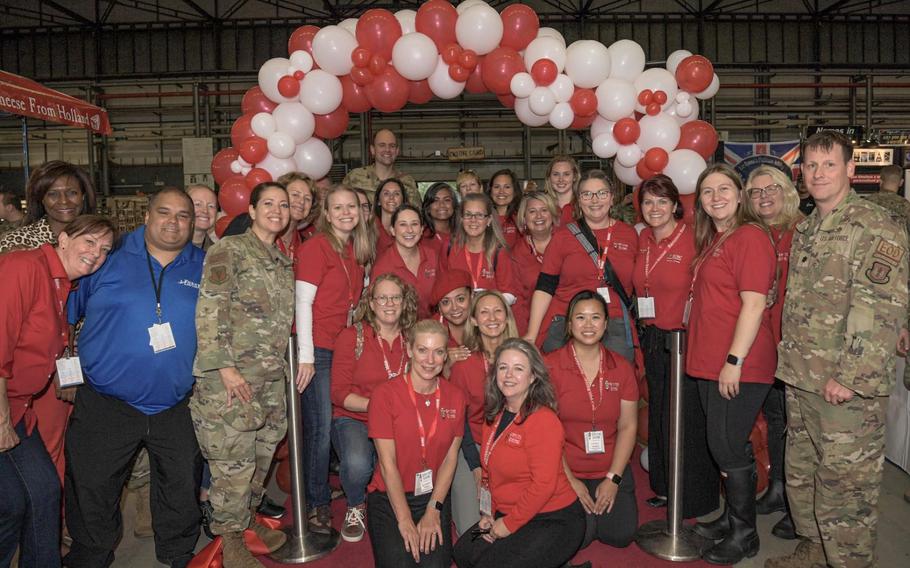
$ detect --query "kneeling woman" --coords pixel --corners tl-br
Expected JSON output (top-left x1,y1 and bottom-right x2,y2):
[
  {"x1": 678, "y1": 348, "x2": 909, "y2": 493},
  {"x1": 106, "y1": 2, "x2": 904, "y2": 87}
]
[
  {"x1": 545, "y1": 291, "x2": 639, "y2": 550},
  {"x1": 367, "y1": 320, "x2": 466, "y2": 568},
  {"x1": 453, "y1": 338, "x2": 585, "y2": 568}
]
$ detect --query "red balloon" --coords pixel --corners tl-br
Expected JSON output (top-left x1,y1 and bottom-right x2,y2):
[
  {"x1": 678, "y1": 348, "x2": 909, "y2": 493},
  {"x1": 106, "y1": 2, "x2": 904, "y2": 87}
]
[
  {"x1": 653, "y1": 90, "x2": 668, "y2": 105},
  {"x1": 288, "y1": 25, "x2": 319, "y2": 55},
  {"x1": 369, "y1": 54, "x2": 387, "y2": 76},
  {"x1": 500, "y1": 4, "x2": 539, "y2": 51},
  {"x1": 645, "y1": 102, "x2": 661, "y2": 116},
  {"x1": 415, "y1": 0, "x2": 458, "y2": 50},
  {"x1": 408, "y1": 80, "x2": 434, "y2": 104},
  {"x1": 449, "y1": 64, "x2": 470, "y2": 83},
  {"x1": 481, "y1": 47, "x2": 525, "y2": 96},
  {"x1": 350, "y1": 67, "x2": 374, "y2": 87},
  {"x1": 230, "y1": 114, "x2": 255, "y2": 148},
  {"x1": 356, "y1": 9, "x2": 402, "y2": 61},
  {"x1": 351, "y1": 47, "x2": 371, "y2": 68},
  {"x1": 636, "y1": 160, "x2": 657, "y2": 181},
  {"x1": 637, "y1": 89, "x2": 653, "y2": 106},
  {"x1": 238, "y1": 136, "x2": 268, "y2": 164},
  {"x1": 314, "y1": 106, "x2": 350, "y2": 139},
  {"x1": 458, "y1": 50, "x2": 478, "y2": 71},
  {"x1": 278, "y1": 75, "x2": 300, "y2": 98},
  {"x1": 211, "y1": 147, "x2": 239, "y2": 185},
  {"x1": 241, "y1": 87, "x2": 277, "y2": 115},
  {"x1": 245, "y1": 167, "x2": 272, "y2": 190},
  {"x1": 570, "y1": 113, "x2": 596, "y2": 130},
  {"x1": 678, "y1": 120, "x2": 719, "y2": 160},
  {"x1": 366, "y1": 67, "x2": 409, "y2": 113},
  {"x1": 531, "y1": 58, "x2": 558, "y2": 87},
  {"x1": 442, "y1": 43, "x2": 462, "y2": 65},
  {"x1": 679, "y1": 193, "x2": 696, "y2": 227},
  {"x1": 214, "y1": 214, "x2": 235, "y2": 239},
  {"x1": 276, "y1": 458, "x2": 291, "y2": 494},
  {"x1": 341, "y1": 75, "x2": 372, "y2": 113},
  {"x1": 293, "y1": 70, "x2": 305, "y2": 80},
  {"x1": 497, "y1": 93, "x2": 516, "y2": 108},
  {"x1": 218, "y1": 177, "x2": 252, "y2": 217},
  {"x1": 465, "y1": 59, "x2": 486, "y2": 94},
  {"x1": 644, "y1": 147, "x2": 669, "y2": 172},
  {"x1": 613, "y1": 118, "x2": 640, "y2": 145},
  {"x1": 570, "y1": 88, "x2": 597, "y2": 117},
  {"x1": 675, "y1": 55, "x2": 715, "y2": 93}
]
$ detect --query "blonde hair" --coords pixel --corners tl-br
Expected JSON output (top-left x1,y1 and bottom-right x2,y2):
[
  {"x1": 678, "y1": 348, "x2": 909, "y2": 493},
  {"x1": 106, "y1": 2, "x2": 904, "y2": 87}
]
[
  {"x1": 408, "y1": 319, "x2": 449, "y2": 347},
  {"x1": 453, "y1": 193, "x2": 507, "y2": 265},
  {"x1": 516, "y1": 190, "x2": 559, "y2": 233},
  {"x1": 317, "y1": 184, "x2": 374, "y2": 266},
  {"x1": 462, "y1": 290, "x2": 519, "y2": 356},
  {"x1": 456, "y1": 170, "x2": 482, "y2": 193},
  {"x1": 278, "y1": 172, "x2": 319, "y2": 226},
  {"x1": 544, "y1": 154, "x2": 581, "y2": 201},
  {"x1": 693, "y1": 164, "x2": 767, "y2": 256},
  {"x1": 743, "y1": 166, "x2": 802, "y2": 231}
]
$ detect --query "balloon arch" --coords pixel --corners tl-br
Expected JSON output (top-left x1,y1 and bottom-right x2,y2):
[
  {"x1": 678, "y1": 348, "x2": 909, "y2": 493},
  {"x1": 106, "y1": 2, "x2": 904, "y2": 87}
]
[{"x1": 210, "y1": 0, "x2": 720, "y2": 220}]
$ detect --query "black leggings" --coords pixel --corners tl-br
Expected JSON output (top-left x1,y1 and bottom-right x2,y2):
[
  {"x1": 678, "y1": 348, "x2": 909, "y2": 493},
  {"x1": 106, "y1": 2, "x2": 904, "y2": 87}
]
[
  {"x1": 696, "y1": 378, "x2": 771, "y2": 472},
  {"x1": 453, "y1": 500, "x2": 585, "y2": 568},
  {"x1": 367, "y1": 490, "x2": 453, "y2": 568},
  {"x1": 578, "y1": 465, "x2": 638, "y2": 549},
  {"x1": 761, "y1": 380, "x2": 787, "y2": 481}
]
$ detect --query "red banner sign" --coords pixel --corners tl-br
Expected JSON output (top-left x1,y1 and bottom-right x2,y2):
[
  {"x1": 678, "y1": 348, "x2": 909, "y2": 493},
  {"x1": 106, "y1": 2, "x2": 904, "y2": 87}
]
[{"x1": 0, "y1": 71, "x2": 112, "y2": 135}]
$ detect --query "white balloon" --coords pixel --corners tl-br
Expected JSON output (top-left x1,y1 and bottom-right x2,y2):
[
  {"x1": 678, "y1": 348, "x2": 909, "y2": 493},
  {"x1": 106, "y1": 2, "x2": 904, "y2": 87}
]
[
  {"x1": 312, "y1": 26, "x2": 358, "y2": 76},
  {"x1": 241, "y1": 166, "x2": 252, "y2": 176},
  {"x1": 456, "y1": 4, "x2": 503, "y2": 55},
  {"x1": 637, "y1": 113, "x2": 681, "y2": 152},
  {"x1": 230, "y1": 160, "x2": 243, "y2": 174},
  {"x1": 616, "y1": 144, "x2": 643, "y2": 168},
  {"x1": 392, "y1": 33, "x2": 439, "y2": 81},
  {"x1": 564, "y1": 40, "x2": 611, "y2": 89},
  {"x1": 272, "y1": 102, "x2": 315, "y2": 144},
  {"x1": 592, "y1": 131, "x2": 619, "y2": 159},
  {"x1": 299, "y1": 70, "x2": 343, "y2": 115},
  {"x1": 457, "y1": 0, "x2": 486, "y2": 15},
  {"x1": 665, "y1": 101, "x2": 700, "y2": 124},
  {"x1": 676, "y1": 91, "x2": 691, "y2": 103},
  {"x1": 524, "y1": 37, "x2": 567, "y2": 73},
  {"x1": 267, "y1": 131, "x2": 296, "y2": 159},
  {"x1": 395, "y1": 9, "x2": 417, "y2": 35},
  {"x1": 251, "y1": 112, "x2": 277, "y2": 138},
  {"x1": 293, "y1": 138, "x2": 333, "y2": 179},
  {"x1": 675, "y1": 101, "x2": 694, "y2": 118},
  {"x1": 528, "y1": 86, "x2": 556, "y2": 116},
  {"x1": 663, "y1": 149, "x2": 707, "y2": 195},
  {"x1": 613, "y1": 162, "x2": 643, "y2": 187},
  {"x1": 237, "y1": 157, "x2": 250, "y2": 167},
  {"x1": 258, "y1": 58, "x2": 297, "y2": 104},
  {"x1": 595, "y1": 78, "x2": 637, "y2": 121},
  {"x1": 289, "y1": 50, "x2": 314, "y2": 74},
  {"x1": 608, "y1": 39, "x2": 646, "y2": 81},
  {"x1": 536, "y1": 27, "x2": 566, "y2": 47},
  {"x1": 257, "y1": 153, "x2": 296, "y2": 180},
  {"x1": 510, "y1": 72, "x2": 535, "y2": 99},
  {"x1": 549, "y1": 102, "x2": 574, "y2": 130},
  {"x1": 633, "y1": 68, "x2": 679, "y2": 112},
  {"x1": 427, "y1": 56, "x2": 466, "y2": 99},
  {"x1": 549, "y1": 74, "x2": 575, "y2": 103},
  {"x1": 695, "y1": 74, "x2": 720, "y2": 100},
  {"x1": 666, "y1": 49, "x2": 693, "y2": 75},
  {"x1": 338, "y1": 18, "x2": 358, "y2": 36},
  {"x1": 514, "y1": 96, "x2": 550, "y2": 127},
  {"x1": 590, "y1": 116, "x2": 616, "y2": 140}
]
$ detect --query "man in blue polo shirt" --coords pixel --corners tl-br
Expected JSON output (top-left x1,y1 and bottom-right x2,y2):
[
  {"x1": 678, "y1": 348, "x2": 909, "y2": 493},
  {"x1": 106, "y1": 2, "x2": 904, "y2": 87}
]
[{"x1": 63, "y1": 187, "x2": 204, "y2": 568}]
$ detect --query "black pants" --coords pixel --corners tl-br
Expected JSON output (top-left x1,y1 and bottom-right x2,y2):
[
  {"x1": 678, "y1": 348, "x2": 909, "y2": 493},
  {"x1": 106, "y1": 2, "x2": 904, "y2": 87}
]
[
  {"x1": 640, "y1": 326, "x2": 720, "y2": 518},
  {"x1": 367, "y1": 490, "x2": 453, "y2": 568},
  {"x1": 579, "y1": 465, "x2": 637, "y2": 549},
  {"x1": 696, "y1": 378, "x2": 771, "y2": 472},
  {"x1": 63, "y1": 386, "x2": 202, "y2": 568},
  {"x1": 761, "y1": 380, "x2": 787, "y2": 481},
  {"x1": 453, "y1": 500, "x2": 585, "y2": 568}
]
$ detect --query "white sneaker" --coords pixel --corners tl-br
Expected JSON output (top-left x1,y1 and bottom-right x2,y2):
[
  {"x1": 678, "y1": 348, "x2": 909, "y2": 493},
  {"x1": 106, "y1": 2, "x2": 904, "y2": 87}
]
[{"x1": 341, "y1": 504, "x2": 366, "y2": 543}]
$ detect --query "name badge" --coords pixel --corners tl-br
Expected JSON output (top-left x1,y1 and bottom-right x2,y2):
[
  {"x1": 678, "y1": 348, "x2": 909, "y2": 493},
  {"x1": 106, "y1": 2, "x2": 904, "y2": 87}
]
[
  {"x1": 596, "y1": 287, "x2": 611, "y2": 304},
  {"x1": 479, "y1": 485, "x2": 492, "y2": 516},
  {"x1": 637, "y1": 296, "x2": 656, "y2": 319},
  {"x1": 56, "y1": 356, "x2": 84, "y2": 387},
  {"x1": 414, "y1": 469, "x2": 434, "y2": 496},
  {"x1": 584, "y1": 430, "x2": 605, "y2": 454},
  {"x1": 148, "y1": 322, "x2": 177, "y2": 353},
  {"x1": 682, "y1": 297, "x2": 693, "y2": 326}
]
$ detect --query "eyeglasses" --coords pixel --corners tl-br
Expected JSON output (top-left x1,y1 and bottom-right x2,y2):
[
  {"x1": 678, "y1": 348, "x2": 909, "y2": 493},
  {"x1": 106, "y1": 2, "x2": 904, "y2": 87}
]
[
  {"x1": 462, "y1": 212, "x2": 489, "y2": 221},
  {"x1": 747, "y1": 184, "x2": 782, "y2": 199},
  {"x1": 579, "y1": 189, "x2": 613, "y2": 201},
  {"x1": 372, "y1": 295, "x2": 403, "y2": 306}
]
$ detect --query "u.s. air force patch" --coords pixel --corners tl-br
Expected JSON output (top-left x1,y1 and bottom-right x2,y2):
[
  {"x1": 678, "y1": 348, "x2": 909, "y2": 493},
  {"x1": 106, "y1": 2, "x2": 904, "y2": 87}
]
[{"x1": 866, "y1": 261, "x2": 892, "y2": 284}]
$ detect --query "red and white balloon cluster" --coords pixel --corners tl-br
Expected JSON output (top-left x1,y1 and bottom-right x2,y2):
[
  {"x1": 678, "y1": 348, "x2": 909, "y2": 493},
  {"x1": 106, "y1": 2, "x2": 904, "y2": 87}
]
[{"x1": 211, "y1": 0, "x2": 722, "y2": 216}]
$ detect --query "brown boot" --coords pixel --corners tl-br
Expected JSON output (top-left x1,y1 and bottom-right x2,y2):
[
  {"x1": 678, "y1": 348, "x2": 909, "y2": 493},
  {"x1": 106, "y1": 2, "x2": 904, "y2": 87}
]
[
  {"x1": 764, "y1": 538, "x2": 825, "y2": 568},
  {"x1": 248, "y1": 518, "x2": 287, "y2": 553},
  {"x1": 221, "y1": 532, "x2": 265, "y2": 568},
  {"x1": 133, "y1": 484, "x2": 154, "y2": 538}
]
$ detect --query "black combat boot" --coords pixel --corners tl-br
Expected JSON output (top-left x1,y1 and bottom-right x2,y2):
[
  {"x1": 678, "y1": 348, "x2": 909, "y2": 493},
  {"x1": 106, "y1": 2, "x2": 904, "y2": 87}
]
[
  {"x1": 755, "y1": 478, "x2": 787, "y2": 515},
  {"x1": 694, "y1": 503, "x2": 729, "y2": 540},
  {"x1": 703, "y1": 464, "x2": 759, "y2": 565}
]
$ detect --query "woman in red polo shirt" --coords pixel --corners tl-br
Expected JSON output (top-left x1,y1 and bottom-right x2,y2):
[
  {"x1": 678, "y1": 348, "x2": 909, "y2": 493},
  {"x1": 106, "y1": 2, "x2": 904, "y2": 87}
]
[
  {"x1": 367, "y1": 319, "x2": 466, "y2": 568},
  {"x1": 543, "y1": 155, "x2": 580, "y2": 225},
  {"x1": 0, "y1": 214, "x2": 115, "y2": 567},
  {"x1": 453, "y1": 338, "x2": 584, "y2": 568},
  {"x1": 511, "y1": 191, "x2": 558, "y2": 335},
  {"x1": 373, "y1": 205, "x2": 441, "y2": 319},
  {"x1": 632, "y1": 175, "x2": 719, "y2": 518},
  {"x1": 486, "y1": 169, "x2": 521, "y2": 250},
  {"x1": 525, "y1": 169, "x2": 638, "y2": 361},
  {"x1": 430, "y1": 270, "x2": 473, "y2": 368},
  {"x1": 421, "y1": 182, "x2": 458, "y2": 258},
  {"x1": 275, "y1": 172, "x2": 316, "y2": 257},
  {"x1": 686, "y1": 164, "x2": 776, "y2": 565},
  {"x1": 373, "y1": 178, "x2": 408, "y2": 258},
  {"x1": 295, "y1": 184, "x2": 374, "y2": 534}
]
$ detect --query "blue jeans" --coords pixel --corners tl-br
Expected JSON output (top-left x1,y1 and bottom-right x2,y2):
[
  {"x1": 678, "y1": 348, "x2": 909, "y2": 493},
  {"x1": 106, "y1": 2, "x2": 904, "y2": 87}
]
[
  {"x1": 302, "y1": 347, "x2": 333, "y2": 509},
  {"x1": 331, "y1": 417, "x2": 376, "y2": 507},
  {"x1": 0, "y1": 420, "x2": 61, "y2": 568}
]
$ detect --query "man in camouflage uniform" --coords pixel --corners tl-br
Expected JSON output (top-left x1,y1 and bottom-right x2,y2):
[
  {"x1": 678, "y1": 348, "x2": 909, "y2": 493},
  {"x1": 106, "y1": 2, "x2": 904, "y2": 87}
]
[
  {"x1": 342, "y1": 129, "x2": 421, "y2": 206},
  {"x1": 766, "y1": 131, "x2": 909, "y2": 568},
  {"x1": 0, "y1": 190, "x2": 25, "y2": 237},
  {"x1": 864, "y1": 164, "x2": 910, "y2": 235},
  {"x1": 189, "y1": 223, "x2": 294, "y2": 567}
]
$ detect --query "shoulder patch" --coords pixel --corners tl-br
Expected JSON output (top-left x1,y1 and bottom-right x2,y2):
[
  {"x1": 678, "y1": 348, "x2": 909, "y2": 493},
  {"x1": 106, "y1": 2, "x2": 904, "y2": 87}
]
[
  {"x1": 873, "y1": 239, "x2": 904, "y2": 266},
  {"x1": 209, "y1": 265, "x2": 229, "y2": 285},
  {"x1": 865, "y1": 261, "x2": 892, "y2": 284}
]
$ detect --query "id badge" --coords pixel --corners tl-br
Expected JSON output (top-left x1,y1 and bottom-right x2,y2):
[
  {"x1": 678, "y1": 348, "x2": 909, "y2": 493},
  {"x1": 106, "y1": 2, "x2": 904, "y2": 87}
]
[
  {"x1": 148, "y1": 322, "x2": 177, "y2": 353},
  {"x1": 637, "y1": 296, "x2": 656, "y2": 319},
  {"x1": 479, "y1": 485, "x2": 492, "y2": 516},
  {"x1": 584, "y1": 430, "x2": 605, "y2": 454},
  {"x1": 682, "y1": 297, "x2": 693, "y2": 326},
  {"x1": 596, "y1": 286, "x2": 611, "y2": 304},
  {"x1": 414, "y1": 469, "x2": 434, "y2": 496},
  {"x1": 56, "y1": 356, "x2": 84, "y2": 387}
]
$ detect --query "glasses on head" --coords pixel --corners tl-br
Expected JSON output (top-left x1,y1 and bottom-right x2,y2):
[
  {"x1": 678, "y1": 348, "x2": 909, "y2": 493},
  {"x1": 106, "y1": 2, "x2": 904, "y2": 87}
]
[
  {"x1": 372, "y1": 295, "x2": 403, "y2": 306},
  {"x1": 747, "y1": 184, "x2": 783, "y2": 199},
  {"x1": 579, "y1": 189, "x2": 613, "y2": 202},
  {"x1": 463, "y1": 212, "x2": 489, "y2": 221}
]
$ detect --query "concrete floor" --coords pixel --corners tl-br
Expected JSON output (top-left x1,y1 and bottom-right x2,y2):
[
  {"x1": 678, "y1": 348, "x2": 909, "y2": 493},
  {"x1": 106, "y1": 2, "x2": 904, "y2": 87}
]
[{"x1": 113, "y1": 462, "x2": 910, "y2": 567}]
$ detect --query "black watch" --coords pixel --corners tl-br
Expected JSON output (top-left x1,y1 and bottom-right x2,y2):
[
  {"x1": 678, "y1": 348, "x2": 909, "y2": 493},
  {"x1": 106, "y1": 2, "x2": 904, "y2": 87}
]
[
  {"x1": 726, "y1": 353, "x2": 745, "y2": 367},
  {"x1": 607, "y1": 472, "x2": 622, "y2": 486},
  {"x1": 429, "y1": 499, "x2": 444, "y2": 512}
]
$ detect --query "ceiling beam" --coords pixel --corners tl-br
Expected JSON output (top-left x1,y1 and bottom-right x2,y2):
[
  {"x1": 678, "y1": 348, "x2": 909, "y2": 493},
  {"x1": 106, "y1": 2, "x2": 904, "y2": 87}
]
[
  {"x1": 180, "y1": 0, "x2": 214, "y2": 20},
  {"x1": 41, "y1": 0, "x2": 94, "y2": 25}
]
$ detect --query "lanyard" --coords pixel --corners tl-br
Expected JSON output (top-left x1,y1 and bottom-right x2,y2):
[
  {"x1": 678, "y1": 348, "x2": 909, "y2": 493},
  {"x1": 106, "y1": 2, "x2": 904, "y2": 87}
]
[
  {"x1": 464, "y1": 248, "x2": 485, "y2": 288},
  {"x1": 404, "y1": 372, "x2": 441, "y2": 468},
  {"x1": 689, "y1": 229, "x2": 735, "y2": 298},
  {"x1": 594, "y1": 225, "x2": 615, "y2": 271},
  {"x1": 377, "y1": 331, "x2": 405, "y2": 379},
  {"x1": 146, "y1": 250, "x2": 169, "y2": 322},
  {"x1": 570, "y1": 344, "x2": 606, "y2": 429},
  {"x1": 643, "y1": 224, "x2": 686, "y2": 295},
  {"x1": 525, "y1": 235, "x2": 545, "y2": 264},
  {"x1": 53, "y1": 279, "x2": 69, "y2": 348},
  {"x1": 337, "y1": 247, "x2": 356, "y2": 309},
  {"x1": 482, "y1": 410, "x2": 519, "y2": 470}
]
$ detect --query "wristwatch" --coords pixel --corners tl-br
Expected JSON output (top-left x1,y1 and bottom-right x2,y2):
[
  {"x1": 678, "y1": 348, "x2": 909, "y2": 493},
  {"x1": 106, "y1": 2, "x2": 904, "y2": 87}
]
[
  {"x1": 726, "y1": 353, "x2": 745, "y2": 367},
  {"x1": 429, "y1": 499, "x2": 444, "y2": 512},
  {"x1": 607, "y1": 472, "x2": 622, "y2": 486}
]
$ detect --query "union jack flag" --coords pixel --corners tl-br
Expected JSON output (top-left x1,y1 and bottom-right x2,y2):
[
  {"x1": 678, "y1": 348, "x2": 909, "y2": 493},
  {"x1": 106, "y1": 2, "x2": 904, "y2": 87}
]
[{"x1": 723, "y1": 140, "x2": 802, "y2": 179}]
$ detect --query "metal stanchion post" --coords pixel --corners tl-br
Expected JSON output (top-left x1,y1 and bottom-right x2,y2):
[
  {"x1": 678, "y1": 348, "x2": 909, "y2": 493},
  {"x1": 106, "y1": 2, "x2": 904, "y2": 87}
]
[
  {"x1": 271, "y1": 335, "x2": 341, "y2": 563},
  {"x1": 636, "y1": 330, "x2": 710, "y2": 561}
]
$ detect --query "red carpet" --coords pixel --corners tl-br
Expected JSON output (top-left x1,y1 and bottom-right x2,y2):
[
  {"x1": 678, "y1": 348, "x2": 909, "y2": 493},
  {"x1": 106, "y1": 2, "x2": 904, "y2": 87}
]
[{"x1": 261, "y1": 446, "x2": 725, "y2": 567}]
